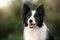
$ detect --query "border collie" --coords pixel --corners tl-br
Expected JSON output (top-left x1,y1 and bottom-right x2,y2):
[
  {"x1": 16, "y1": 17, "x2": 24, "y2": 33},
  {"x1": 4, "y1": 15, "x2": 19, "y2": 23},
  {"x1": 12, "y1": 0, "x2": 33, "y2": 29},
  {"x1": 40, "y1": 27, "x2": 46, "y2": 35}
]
[{"x1": 22, "y1": 4, "x2": 53, "y2": 40}]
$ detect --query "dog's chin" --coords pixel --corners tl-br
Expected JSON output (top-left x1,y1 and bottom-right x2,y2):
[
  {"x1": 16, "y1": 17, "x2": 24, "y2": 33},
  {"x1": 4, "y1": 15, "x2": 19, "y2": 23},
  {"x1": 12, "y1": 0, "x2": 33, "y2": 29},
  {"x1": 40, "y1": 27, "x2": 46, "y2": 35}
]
[{"x1": 28, "y1": 23, "x2": 36, "y2": 29}]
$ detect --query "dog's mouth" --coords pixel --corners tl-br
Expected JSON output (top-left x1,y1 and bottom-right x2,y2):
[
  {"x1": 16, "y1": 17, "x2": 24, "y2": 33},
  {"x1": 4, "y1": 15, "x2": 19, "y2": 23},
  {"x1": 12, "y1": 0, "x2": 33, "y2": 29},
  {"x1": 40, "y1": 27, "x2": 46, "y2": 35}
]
[
  {"x1": 28, "y1": 23, "x2": 36, "y2": 29},
  {"x1": 30, "y1": 23, "x2": 35, "y2": 25}
]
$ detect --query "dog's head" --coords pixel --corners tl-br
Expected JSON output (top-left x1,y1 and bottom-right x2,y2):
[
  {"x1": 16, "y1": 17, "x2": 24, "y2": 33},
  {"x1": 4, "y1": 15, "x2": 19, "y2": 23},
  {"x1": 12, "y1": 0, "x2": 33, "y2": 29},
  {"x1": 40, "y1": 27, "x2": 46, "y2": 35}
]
[{"x1": 23, "y1": 4, "x2": 45, "y2": 28}]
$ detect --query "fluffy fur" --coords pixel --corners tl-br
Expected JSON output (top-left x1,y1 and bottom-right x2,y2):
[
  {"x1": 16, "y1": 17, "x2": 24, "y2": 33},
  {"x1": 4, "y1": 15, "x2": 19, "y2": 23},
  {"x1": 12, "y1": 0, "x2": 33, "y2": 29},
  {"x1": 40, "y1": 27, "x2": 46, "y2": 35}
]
[{"x1": 22, "y1": 4, "x2": 53, "y2": 40}]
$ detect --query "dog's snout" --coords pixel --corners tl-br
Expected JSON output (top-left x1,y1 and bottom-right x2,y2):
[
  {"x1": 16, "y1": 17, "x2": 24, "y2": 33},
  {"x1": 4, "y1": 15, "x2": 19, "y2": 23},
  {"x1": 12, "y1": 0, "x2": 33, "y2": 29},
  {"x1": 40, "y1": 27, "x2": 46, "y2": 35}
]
[{"x1": 29, "y1": 20, "x2": 33, "y2": 23}]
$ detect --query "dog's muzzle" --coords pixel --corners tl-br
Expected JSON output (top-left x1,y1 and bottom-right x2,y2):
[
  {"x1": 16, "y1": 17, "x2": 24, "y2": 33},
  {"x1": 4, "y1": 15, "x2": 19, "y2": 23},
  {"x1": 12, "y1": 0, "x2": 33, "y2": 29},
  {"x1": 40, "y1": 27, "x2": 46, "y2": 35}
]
[{"x1": 28, "y1": 23, "x2": 36, "y2": 29}]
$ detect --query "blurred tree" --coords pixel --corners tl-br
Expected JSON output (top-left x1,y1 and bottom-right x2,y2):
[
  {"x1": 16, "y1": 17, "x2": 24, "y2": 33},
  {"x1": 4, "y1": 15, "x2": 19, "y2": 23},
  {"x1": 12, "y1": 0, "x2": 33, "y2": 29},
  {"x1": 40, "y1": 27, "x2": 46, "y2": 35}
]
[{"x1": 0, "y1": 0, "x2": 23, "y2": 37}]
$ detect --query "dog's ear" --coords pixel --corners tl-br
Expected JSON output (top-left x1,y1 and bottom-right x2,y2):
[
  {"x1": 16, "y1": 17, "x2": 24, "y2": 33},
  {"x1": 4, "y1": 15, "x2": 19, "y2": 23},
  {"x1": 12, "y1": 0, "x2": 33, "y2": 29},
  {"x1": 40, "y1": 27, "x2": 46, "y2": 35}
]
[
  {"x1": 23, "y1": 4, "x2": 30, "y2": 16},
  {"x1": 36, "y1": 4, "x2": 44, "y2": 17}
]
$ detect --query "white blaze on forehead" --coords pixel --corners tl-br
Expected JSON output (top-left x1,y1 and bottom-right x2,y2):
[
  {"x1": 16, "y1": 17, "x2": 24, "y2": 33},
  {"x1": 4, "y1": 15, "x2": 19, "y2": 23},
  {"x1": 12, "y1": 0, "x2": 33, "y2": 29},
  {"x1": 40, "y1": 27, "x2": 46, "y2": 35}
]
[
  {"x1": 31, "y1": 10, "x2": 36, "y2": 16},
  {"x1": 28, "y1": 10, "x2": 36, "y2": 24}
]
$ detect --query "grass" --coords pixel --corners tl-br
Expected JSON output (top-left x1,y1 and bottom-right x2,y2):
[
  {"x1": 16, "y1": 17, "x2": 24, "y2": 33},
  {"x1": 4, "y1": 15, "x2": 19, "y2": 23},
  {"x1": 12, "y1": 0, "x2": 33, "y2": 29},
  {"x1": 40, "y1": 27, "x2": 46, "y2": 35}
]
[
  {"x1": 0, "y1": 37, "x2": 23, "y2": 40},
  {"x1": 0, "y1": 36, "x2": 60, "y2": 40}
]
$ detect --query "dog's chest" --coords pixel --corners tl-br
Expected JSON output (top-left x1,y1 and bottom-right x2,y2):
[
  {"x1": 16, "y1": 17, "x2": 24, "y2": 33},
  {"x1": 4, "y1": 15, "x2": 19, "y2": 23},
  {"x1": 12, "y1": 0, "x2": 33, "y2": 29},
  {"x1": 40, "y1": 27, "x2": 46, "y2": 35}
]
[{"x1": 24, "y1": 27, "x2": 47, "y2": 40}]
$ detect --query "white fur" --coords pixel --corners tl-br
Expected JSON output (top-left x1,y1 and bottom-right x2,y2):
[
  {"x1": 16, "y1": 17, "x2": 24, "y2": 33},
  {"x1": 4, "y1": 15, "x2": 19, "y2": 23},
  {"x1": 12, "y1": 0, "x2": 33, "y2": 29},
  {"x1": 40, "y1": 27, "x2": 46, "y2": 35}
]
[
  {"x1": 28, "y1": 10, "x2": 36, "y2": 24},
  {"x1": 24, "y1": 22, "x2": 48, "y2": 40}
]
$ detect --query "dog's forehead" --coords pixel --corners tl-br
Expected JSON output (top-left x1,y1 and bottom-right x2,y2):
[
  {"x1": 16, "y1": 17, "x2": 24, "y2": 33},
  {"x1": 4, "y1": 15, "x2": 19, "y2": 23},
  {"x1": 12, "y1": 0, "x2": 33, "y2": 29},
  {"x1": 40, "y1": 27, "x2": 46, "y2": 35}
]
[{"x1": 31, "y1": 10, "x2": 36, "y2": 16}]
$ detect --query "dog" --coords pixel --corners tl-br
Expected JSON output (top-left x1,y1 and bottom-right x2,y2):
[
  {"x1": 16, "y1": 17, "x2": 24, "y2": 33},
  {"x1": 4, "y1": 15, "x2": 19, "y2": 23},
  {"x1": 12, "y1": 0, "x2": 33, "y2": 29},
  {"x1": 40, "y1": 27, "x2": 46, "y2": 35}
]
[{"x1": 22, "y1": 4, "x2": 53, "y2": 40}]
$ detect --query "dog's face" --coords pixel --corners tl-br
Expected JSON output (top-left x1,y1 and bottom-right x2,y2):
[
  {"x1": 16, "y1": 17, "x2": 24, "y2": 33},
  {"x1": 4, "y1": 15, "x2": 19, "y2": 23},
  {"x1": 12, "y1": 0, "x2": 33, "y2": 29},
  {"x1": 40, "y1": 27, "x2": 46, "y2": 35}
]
[{"x1": 23, "y1": 4, "x2": 44, "y2": 28}]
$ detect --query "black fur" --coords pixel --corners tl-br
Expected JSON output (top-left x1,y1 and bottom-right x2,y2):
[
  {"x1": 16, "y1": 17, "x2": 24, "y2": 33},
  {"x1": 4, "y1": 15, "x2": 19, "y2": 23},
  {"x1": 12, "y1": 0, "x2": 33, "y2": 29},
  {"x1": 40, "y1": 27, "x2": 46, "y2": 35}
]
[
  {"x1": 23, "y1": 4, "x2": 31, "y2": 26},
  {"x1": 46, "y1": 30, "x2": 53, "y2": 40},
  {"x1": 34, "y1": 5, "x2": 45, "y2": 27}
]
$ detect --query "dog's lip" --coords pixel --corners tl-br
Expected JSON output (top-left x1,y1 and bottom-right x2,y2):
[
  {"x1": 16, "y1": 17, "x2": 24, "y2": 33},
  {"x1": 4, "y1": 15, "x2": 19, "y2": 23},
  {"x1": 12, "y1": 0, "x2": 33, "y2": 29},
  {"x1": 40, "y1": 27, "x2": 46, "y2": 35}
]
[
  {"x1": 30, "y1": 23, "x2": 35, "y2": 25},
  {"x1": 30, "y1": 27, "x2": 33, "y2": 29},
  {"x1": 28, "y1": 23, "x2": 36, "y2": 29}
]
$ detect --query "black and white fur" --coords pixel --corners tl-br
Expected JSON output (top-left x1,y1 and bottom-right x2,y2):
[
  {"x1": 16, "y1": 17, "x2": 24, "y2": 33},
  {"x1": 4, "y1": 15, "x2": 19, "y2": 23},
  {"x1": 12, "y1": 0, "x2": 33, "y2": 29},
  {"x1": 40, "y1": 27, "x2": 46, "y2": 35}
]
[{"x1": 22, "y1": 4, "x2": 53, "y2": 40}]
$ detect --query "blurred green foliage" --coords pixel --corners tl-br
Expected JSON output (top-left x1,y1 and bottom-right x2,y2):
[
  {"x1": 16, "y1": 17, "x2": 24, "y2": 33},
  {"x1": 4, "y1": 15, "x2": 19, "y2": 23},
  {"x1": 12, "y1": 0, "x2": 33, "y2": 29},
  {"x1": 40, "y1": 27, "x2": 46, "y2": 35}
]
[
  {"x1": 0, "y1": 37, "x2": 23, "y2": 40},
  {"x1": 0, "y1": 0, "x2": 23, "y2": 37}
]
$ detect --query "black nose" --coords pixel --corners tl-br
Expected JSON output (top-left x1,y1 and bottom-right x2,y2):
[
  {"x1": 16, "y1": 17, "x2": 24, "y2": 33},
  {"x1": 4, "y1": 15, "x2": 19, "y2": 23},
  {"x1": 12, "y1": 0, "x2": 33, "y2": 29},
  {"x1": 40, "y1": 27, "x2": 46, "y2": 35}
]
[{"x1": 29, "y1": 20, "x2": 33, "y2": 23}]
